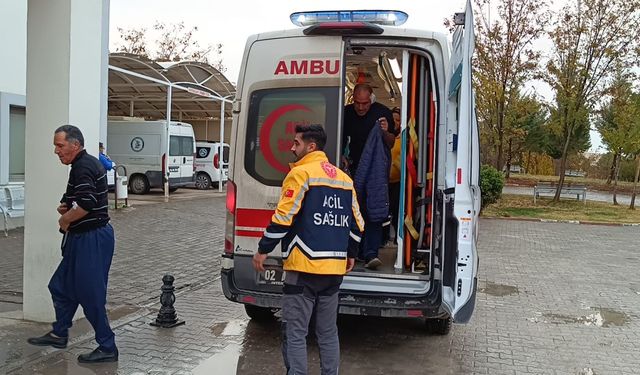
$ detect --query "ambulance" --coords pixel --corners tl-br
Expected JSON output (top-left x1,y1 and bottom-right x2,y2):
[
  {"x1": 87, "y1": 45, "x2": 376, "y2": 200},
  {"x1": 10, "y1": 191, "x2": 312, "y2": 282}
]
[{"x1": 221, "y1": 1, "x2": 480, "y2": 334}]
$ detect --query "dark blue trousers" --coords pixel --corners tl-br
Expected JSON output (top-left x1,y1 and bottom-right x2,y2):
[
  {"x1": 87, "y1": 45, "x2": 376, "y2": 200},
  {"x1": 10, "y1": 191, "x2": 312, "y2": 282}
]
[
  {"x1": 48, "y1": 224, "x2": 116, "y2": 352},
  {"x1": 359, "y1": 220, "x2": 383, "y2": 262}
]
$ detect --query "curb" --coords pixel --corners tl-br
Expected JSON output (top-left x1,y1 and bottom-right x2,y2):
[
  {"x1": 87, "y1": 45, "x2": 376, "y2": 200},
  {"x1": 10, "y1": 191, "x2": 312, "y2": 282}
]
[{"x1": 482, "y1": 216, "x2": 640, "y2": 227}]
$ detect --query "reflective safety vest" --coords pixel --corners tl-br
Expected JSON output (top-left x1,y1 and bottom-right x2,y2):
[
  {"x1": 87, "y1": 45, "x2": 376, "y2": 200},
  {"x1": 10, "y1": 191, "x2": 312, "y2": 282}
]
[{"x1": 258, "y1": 151, "x2": 365, "y2": 275}]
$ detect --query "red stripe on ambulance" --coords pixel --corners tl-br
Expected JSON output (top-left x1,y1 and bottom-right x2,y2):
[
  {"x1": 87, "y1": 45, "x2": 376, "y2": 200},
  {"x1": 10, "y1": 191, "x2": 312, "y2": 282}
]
[{"x1": 236, "y1": 208, "x2": 273, "y2": 228}]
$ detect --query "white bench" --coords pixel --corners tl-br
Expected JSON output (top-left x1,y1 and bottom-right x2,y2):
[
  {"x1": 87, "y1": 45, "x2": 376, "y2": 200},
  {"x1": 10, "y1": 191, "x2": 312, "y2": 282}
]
[
  {"x1": 533, "y1": 182, "x2": 587, "y2": 205},
  {"x1": 0, "y1": 185, "x2": 25, "y2": 236}
]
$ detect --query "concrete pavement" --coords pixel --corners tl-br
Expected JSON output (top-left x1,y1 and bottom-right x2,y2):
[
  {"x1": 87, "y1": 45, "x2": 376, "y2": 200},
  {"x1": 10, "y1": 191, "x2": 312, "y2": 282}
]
[{"x1": 1, "y1": 188, "x2": 640, "y2": 374}]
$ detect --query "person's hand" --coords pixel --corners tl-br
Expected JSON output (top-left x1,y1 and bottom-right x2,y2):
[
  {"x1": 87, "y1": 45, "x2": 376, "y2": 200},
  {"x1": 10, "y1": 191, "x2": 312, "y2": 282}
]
[
  {"x1": 340, "y1": 156, "x2": 350, "y2": 170},
  {"x1": 252, "y1": 252, "x2": 268, "y2": 272},
  {"x1": 378, "y1": 117, "x2": 389, "y2": 132},
  {"x1": 346, "y1": 258, "x2": 355, "y2": 273},
  {"x1": 58, "y1": 216, "x2": 70, "y2": 232},
  {"x1": 57, "y1": 203, "x2": 68, "y2": 215}
]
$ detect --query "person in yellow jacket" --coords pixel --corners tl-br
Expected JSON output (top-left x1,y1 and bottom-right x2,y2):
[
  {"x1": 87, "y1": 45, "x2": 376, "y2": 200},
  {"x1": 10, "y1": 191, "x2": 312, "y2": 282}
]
[
  {"x1": 384, "y1": 107, "x2": 402, "y2": 244},
  {"x1": 253, "y1": 124, "x2": 364, "y2": 375}
]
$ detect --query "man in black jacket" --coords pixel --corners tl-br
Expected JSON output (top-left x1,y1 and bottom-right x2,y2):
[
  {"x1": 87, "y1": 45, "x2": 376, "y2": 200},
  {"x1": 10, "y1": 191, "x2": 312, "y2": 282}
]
[
  {"x1": 27, "y1": 125, "x2": 118, "y2": 363},
  {"x1": 343, "y1": 84, "x2": 395, "y2": 269}
]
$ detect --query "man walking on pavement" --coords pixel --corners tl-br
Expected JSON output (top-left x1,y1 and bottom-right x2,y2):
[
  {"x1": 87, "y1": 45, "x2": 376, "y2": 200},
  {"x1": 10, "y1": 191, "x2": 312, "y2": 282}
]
[
  {"x1": 253, "y1": 124, "x2": 364, "y2": 375},
  {"x1": 27, "y1": 125, "x2": 118, "y2": 363}
]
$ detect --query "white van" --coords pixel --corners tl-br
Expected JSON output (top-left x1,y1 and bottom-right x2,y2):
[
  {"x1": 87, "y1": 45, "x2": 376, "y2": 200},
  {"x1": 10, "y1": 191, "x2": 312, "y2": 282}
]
[
  {"x1": 194, "y1": 141, "x2": 229, "y2": 189},
  {"x1": 221, "y1": 3, "x2": 480, "y2": 333},
  {"x1": 107, "y1": 119, "x2": 195, "y2": 194}
]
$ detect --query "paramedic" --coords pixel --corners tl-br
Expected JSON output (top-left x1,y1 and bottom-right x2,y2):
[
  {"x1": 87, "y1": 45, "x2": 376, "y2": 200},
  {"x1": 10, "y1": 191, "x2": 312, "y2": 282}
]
[
  {"x1": 343, "y1": 83, "x2": 395, "y2": 269},
  {"x1": 28, "y1": 125, "x2": 118, "y2": 363},
  {"x1": 253, "y1": 124, "x2": 364, "y2": 375}
]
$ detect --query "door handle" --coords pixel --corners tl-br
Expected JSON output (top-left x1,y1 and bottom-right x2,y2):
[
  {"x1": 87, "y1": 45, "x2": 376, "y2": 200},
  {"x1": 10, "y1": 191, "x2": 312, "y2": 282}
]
[{"x1": 183, "y1": 157, "x2": 186, "y2": 163}]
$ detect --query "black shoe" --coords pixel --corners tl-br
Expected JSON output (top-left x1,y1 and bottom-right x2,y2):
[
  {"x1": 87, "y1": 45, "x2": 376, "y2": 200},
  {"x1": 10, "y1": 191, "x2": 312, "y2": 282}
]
[
  {"x1": 27, "y1": 331, "x2": 68, "y2": 349},
  {"x1": 77, "y1": 347, "x2": 119, "y2": 363}
]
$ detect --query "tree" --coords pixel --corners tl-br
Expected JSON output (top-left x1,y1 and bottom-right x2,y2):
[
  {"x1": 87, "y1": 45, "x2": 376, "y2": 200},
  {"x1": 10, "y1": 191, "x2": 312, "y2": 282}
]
[
  {"x1": 114, "y1": 21, "x2": 226, "y2": 72},
  {"x1": 473, "y1": 0, "x2": 549, "y2": 171},
  {"x1": 628, "y1": 93, "x2": 640, "y2": 209},
  {"x1": 504, "y1": 91, "x2": 548, "y2": 177},
  {"x1": 545, "y1": 0, "x2": 640, "y2": 202},
  {"x1": 596, "y1": 67, "x2": 637, "y2": 204}
]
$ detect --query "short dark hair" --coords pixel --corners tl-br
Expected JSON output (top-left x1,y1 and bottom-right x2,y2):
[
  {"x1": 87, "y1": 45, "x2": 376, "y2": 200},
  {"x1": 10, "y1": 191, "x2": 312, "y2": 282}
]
[
  {"x1": 353, "y1": 83, "x2": 373, "y2": 96},
  {"x1": 55, "y1": 125, "x2": 85, "y2": 147},
  {"x1": 295, "y1": 124, "x2": 326, "y2": 151}
]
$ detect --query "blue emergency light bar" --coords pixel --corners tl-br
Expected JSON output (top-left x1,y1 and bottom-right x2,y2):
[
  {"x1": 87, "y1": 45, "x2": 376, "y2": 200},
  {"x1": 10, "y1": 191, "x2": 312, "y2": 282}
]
[{"x1": 290, "y1": 10, "x2": 408, "y2": 27}]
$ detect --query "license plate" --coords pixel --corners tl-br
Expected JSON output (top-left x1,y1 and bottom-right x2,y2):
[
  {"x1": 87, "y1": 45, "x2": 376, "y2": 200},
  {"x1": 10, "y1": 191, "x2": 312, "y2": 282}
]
[{"x1": 258, "y1": 267, "x2": 285, "y2": 285}]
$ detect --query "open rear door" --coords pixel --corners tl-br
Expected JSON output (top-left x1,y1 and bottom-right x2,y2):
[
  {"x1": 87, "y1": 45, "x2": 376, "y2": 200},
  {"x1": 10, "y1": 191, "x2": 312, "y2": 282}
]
[{"x1": 441, "y1": 0, "x2": 479, "y2": 323}]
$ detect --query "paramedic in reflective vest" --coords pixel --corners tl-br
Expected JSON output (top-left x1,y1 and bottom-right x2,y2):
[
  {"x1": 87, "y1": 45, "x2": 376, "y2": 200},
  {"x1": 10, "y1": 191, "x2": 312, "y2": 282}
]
[
  {"x1": 253, "y1": 124, "x2": 364, "y2": 375},
  {"x1": 27, "y1": 125, "x2": 118, "y2": 363}
]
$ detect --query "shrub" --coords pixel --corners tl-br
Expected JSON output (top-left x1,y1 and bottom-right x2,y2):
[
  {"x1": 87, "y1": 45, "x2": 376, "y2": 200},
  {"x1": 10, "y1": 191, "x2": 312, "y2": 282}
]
[{"x1": 480, "y1": 165, "x2": 504, "y2": 209}]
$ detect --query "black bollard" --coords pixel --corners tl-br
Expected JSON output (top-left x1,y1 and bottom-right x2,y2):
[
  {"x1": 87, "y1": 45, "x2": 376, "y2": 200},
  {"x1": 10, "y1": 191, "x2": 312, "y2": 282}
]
[{"x1": 150, "y1": 274, "x2": 185, "y2": 328}]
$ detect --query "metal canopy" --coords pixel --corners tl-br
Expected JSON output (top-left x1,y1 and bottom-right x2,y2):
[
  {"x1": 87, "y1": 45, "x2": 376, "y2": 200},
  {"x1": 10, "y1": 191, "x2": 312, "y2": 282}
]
[{"x1": 108, "y1": 53, "x2": 235, "y2": 120}]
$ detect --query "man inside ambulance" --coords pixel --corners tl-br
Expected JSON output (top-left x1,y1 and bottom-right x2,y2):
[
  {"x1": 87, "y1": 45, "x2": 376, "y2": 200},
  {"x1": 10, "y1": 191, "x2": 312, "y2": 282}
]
[{"x1": 342, "y1": 83, "x2": 395, "y2": 270}]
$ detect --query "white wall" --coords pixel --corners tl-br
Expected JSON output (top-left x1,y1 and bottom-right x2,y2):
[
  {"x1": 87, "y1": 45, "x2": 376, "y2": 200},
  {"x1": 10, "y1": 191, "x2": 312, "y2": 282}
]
[
  {"x1": 23, "y1": 0, "x2": 109, "y2": 322},
  {"x1": 0, "y1": 0, "x2": 27, "y2": 95}
]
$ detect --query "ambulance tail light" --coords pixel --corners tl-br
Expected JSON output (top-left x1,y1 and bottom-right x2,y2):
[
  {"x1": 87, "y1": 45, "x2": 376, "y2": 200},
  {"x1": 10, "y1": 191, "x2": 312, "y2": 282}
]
[
  {"x1": 290, "y1": 10, "x2": 408, "y2": 27},
  {"x1": 224, "y1": 180, "x2": 237, "y2": 257}
]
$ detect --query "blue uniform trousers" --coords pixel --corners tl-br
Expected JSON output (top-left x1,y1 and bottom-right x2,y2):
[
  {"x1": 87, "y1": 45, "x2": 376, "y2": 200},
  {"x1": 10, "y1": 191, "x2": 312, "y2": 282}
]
[{"x1": 48, "y1": 224, "x2": 116, "y2": 352}]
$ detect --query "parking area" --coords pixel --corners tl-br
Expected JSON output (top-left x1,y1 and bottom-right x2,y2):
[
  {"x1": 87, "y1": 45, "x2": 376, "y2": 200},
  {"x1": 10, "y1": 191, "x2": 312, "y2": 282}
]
[{"x1": 1, "y1": 190, "x2": 640, "y2": 374}]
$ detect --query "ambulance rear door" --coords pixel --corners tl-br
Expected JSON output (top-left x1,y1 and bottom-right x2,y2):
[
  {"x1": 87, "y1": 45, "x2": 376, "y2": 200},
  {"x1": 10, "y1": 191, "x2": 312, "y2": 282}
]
[
  {"x1": 230, "y1": 31, "x2": 345, "y2": 292},
  {"x1": 441, "y1": 0, "x2": 479, "y2": 323}
]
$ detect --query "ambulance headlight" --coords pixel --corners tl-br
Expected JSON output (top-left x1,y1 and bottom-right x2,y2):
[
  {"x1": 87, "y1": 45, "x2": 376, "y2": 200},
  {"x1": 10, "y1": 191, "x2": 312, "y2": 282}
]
[{"x1": 290, "y1": 10, "x2": 408, "y2": 27}]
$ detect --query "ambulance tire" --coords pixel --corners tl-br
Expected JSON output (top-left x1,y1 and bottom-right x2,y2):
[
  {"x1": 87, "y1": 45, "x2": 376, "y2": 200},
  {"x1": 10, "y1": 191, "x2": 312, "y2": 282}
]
[
  {"x1": 129, "y1": 174, "x2": 150, "y2": 195},
  {"x1": 425, "y1": 317, "x2": 452, "y2": 335},
  {"x1": 244, "y1": 304, "x2": 275, "y2": 323}
]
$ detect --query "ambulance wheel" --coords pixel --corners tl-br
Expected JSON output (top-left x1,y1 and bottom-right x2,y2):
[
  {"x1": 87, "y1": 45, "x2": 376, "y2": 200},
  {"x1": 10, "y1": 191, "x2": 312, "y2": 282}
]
[
  {"x1": 195, "y1": 172, "x2": 211, "y2": 190},
  {"x1": 244, "y1": 304, "x2": 275, "y2": 323},
  {"x1": 129, "y1": 174, "x2": 150, "y2": 195},
  {"x1": 425, "y1": 317, "x2": 452, "y2": 335}
]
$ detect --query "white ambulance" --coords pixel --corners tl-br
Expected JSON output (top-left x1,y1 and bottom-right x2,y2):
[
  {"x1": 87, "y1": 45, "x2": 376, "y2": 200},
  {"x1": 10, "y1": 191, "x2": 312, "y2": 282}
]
[
  {"x1": 221, "y1": 2, "x2": 480, "y2": 333},
  {"x1": 107, "y1": 119, "x2": 196, "y2": 194}
]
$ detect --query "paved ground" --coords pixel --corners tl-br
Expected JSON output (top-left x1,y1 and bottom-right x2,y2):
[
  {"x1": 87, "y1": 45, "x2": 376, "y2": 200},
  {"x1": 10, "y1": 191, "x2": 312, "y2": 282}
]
[{"x1": 1, "y1": 188, "x2": 640, "y2": 374}]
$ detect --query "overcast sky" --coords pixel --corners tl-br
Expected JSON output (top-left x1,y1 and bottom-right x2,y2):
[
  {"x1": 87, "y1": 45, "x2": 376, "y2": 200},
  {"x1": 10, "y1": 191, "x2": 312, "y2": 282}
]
[{"x1": 109, "y1": 0, "x2": 604, "y2": 152}]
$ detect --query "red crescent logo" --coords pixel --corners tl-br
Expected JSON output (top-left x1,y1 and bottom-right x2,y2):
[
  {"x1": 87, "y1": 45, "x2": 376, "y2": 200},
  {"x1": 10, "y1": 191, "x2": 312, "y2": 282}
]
[
  {"x1": 321, "y1": 161, "x2": 337, "y2": 179},
  {"x1": 259, "y1": 104, "x2": 312, "y2": 173}
]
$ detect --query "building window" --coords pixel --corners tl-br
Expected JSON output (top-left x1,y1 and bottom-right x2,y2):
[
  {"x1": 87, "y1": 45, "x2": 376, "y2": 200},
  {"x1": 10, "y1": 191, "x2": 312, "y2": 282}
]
[{"x1": 9, "y1": 105, "x2": 25, "y2": 182}]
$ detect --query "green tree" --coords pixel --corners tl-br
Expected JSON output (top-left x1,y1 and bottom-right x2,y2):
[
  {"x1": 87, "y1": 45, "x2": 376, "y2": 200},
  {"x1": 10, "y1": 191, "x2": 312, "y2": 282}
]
[
  {"x1": 545, "y1": 0, "x2": 640, "y2": 202},
  {"x1": 628, "y1": 93, "x2": 640, "y2": 209},
  {"x1": 473, "y1": 0, "x2": 549, "y2": 171},
  {"x1": 504, "y1": 91, "x2": 548, "y2": 177},
  {"x1": 596, "y1": 67, "x2": 637, "y2": 204}
]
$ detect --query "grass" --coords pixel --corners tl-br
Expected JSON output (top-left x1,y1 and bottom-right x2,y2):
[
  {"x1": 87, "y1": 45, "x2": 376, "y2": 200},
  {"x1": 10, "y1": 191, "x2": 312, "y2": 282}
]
[
  {"x1": 482, "y1": 194, "x2": 640, "y2": 224},
  {"x1": 507, "y1": 174, "x2": 637, "y2": 194}
]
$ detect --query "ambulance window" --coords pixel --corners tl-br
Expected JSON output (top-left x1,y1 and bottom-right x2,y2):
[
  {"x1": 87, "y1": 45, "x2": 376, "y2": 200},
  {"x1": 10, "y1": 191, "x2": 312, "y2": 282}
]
[
  {"x1": 245, "y1": 87, "x2": 339, "y2": 186},
  {"x1": 170, "y1": 136, "x2": 194, "y2": 156}
]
